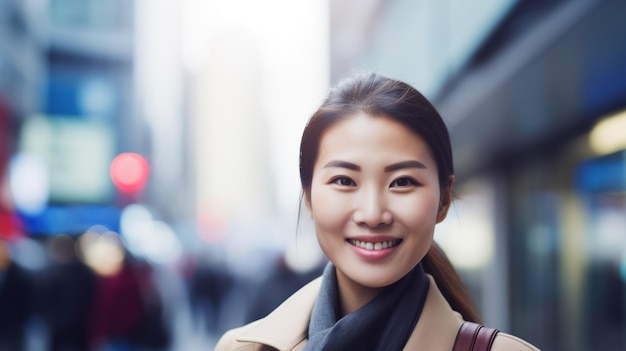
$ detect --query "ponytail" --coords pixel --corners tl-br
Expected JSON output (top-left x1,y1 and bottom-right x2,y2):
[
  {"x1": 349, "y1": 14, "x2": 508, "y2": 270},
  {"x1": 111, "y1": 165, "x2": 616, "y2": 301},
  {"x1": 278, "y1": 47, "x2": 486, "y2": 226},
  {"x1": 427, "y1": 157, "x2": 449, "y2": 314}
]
[{"x1": 422, "y1": 242, "x2": 482, "y2": 324}]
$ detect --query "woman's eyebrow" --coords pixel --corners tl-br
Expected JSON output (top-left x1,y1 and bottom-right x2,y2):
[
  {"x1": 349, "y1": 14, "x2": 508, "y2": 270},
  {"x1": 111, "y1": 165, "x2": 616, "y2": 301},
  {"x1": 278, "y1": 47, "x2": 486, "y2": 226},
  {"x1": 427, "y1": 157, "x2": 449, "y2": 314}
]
[
  {"x1": 384, "y1": 160, "x2": 427, "y2": 172},
  {"x1": 322, "y1": 160, "x2": 426, "y2": 172},
  {"x1": 322, "y1": 160, "x2": 360, "y2": 171}
]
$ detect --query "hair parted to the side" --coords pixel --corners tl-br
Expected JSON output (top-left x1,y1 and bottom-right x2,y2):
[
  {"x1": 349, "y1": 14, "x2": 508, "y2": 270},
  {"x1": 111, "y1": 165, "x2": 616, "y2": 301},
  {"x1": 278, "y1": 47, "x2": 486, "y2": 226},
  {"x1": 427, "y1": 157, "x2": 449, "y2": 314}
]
[{"x1": 298, "y1": 72, "x2": 481, "y2": 323}]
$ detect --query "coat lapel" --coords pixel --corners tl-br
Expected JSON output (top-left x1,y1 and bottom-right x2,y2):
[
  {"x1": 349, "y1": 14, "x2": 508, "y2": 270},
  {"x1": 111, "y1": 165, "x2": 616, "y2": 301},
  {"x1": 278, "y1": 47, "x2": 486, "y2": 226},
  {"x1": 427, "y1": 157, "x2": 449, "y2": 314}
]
[
  {"x1": 236, "y1": 277, "x2": 322, "y2": 350},
  {"x1": 403, "y1": 275, "x2": 465, "y2": 350}
]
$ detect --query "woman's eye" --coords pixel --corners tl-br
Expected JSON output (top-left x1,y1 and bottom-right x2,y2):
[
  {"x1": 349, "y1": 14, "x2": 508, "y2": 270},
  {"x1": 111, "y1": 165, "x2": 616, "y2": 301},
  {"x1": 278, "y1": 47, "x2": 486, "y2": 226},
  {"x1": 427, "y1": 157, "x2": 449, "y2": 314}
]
[
  {"x1": 331, "y1": 177, "x2": 355, "y2": 186},
  {"x1": 390, "y1": 177, "x2": 416, "y2": 188}
]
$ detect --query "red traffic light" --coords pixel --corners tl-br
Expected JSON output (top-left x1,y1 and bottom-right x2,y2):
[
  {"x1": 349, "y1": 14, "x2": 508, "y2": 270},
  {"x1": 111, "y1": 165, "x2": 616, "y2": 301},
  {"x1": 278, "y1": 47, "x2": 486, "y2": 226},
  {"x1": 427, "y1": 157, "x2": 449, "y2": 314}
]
[{"x1": 110, "y1": 153, "x2": 149, "y2": 193}]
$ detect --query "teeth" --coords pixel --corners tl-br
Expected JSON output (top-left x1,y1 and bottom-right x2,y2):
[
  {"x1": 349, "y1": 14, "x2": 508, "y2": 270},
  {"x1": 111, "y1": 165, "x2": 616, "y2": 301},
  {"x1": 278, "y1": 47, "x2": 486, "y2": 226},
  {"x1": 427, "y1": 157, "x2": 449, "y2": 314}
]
[{"x1": 348, "y1": 239, "x2": 401, "y2": 250}]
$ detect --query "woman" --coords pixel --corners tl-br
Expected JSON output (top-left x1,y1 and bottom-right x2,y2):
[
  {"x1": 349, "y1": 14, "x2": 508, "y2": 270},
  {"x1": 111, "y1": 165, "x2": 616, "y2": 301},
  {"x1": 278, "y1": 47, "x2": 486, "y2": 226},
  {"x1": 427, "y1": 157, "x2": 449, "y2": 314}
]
[{"x1": 216, "y1": 73, "x2": 540, "y2": 350}]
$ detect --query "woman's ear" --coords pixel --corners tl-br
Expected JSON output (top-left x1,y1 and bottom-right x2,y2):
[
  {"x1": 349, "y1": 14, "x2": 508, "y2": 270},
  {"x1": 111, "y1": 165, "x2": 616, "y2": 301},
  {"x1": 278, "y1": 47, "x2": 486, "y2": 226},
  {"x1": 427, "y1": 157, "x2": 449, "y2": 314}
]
[{"x1": 436, "y1": 175, "x2": 455, "y2": 223}]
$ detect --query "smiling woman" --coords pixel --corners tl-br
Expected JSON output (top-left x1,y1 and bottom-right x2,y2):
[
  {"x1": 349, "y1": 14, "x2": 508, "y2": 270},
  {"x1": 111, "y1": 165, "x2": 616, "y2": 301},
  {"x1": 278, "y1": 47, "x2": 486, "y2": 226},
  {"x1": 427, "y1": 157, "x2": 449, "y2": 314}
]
[
  {"x1": 216, "y1": 73, "x2": 541, "y2": 351},
  {"x1": 309, "y1": 113, "x2": 444, "y2": 296}
]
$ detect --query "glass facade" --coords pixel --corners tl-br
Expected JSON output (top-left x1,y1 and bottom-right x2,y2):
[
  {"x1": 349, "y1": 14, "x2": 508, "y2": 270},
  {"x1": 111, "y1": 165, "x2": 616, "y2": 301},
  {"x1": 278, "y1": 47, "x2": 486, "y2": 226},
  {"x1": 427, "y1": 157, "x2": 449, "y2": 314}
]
[
  {"x1": 331, "y1": 0, "x2": 518, "y2": 97},
  {"x1": 504, "y1": 128, "x2": 626, "y2": 351},
  {"x1": 577, "y1": 151, "x2": 626, "y2": 350}
]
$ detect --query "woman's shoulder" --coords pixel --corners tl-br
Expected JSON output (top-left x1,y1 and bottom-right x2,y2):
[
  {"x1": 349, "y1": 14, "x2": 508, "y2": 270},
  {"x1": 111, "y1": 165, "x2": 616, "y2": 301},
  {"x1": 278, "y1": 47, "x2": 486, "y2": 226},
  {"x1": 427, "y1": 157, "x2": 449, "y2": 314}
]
[
  {"x1": 417, "y1": 276, "x2": 540, "y2": 351},
  {"x1": 492, "y1": 331, "x2": 541, "y2": 351},
  {"x1": 214, "y1": 321, "x2": 262, "y2": 351},
  {"x1": 215, "y1": 277, "x2": 323, "y2": 351}
]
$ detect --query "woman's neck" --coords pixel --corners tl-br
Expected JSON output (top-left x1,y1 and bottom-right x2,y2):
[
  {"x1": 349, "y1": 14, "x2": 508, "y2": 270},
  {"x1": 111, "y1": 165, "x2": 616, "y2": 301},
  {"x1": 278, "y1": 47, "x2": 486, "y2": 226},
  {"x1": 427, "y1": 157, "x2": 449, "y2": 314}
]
[{"x1": 336, "y1": 270, "x2": 384, "y2": 316}]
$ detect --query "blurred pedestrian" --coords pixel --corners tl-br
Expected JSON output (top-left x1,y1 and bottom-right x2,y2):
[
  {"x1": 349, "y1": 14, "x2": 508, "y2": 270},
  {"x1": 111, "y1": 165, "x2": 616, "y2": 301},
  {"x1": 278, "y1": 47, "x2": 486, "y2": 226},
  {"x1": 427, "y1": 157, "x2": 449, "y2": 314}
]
[
  {"x1": 188, "y1": 256, "x2": 234, "y2": 335},
  {"x1": 87, "y1": 241, "x2": 170, "y2": 351},
  {"x1": 38, "y1": 234, "x2": 96, "y2": 351},
  {"x1": 0, "y1": 240, "x2": 32, "y2": 351},
  {"x1": 216, "y1": 73, "x2": 540, "y2": 350},
  {"x1": 244, "y1": 254, "x2": 323, "y2": 324},
  {"x1": 126, "y1": 258, "x2": 171, "y2": 351}
]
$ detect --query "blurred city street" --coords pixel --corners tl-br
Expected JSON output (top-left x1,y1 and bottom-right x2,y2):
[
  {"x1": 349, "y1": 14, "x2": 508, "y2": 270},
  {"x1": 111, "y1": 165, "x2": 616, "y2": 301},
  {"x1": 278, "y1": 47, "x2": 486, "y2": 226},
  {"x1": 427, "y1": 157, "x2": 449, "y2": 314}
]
[{"x1": 1, "y1": 0, "x2": 626, "y2": 350}]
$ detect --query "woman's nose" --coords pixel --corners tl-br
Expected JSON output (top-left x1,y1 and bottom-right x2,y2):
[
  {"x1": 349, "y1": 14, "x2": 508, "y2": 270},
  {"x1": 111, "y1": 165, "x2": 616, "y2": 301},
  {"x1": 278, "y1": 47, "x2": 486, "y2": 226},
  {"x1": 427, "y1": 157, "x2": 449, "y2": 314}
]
[{"x1": 352, "y1": 187, "x2": 393, "y2": 228}]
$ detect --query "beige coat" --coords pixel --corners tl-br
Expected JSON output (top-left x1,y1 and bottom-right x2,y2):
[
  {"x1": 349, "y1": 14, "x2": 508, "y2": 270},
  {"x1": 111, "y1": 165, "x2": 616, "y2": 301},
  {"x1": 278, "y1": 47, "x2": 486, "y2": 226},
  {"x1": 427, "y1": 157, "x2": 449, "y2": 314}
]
[{"x1": 215, "y1": 275, "x2": 540, "y2": 351}]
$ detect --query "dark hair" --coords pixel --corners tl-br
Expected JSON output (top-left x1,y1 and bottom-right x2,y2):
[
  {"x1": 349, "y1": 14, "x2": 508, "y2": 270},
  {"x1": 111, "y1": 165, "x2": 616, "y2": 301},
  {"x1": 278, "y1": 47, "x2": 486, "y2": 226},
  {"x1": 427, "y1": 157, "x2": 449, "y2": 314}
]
[{"x1": 298, "y1": 72, "x2": 480, "y2": 323}]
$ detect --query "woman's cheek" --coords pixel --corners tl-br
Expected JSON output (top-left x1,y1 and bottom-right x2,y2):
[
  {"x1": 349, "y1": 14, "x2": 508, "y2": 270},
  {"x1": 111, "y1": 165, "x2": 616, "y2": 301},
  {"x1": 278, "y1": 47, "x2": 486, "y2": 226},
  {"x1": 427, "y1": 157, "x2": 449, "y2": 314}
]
[
  {"x1": 311, "y1": 189, "x2": 346, "y2": 228},
  {"x1": 396, "y1": 191, "x2": 439, "y2": 218}
]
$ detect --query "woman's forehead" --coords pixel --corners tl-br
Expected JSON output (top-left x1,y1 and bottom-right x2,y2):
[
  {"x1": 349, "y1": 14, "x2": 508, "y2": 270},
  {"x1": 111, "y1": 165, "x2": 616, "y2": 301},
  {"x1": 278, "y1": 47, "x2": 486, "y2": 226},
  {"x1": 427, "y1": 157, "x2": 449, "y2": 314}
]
[{"x1": 315, "y1": 113, "x2": 435, "y2": 167}]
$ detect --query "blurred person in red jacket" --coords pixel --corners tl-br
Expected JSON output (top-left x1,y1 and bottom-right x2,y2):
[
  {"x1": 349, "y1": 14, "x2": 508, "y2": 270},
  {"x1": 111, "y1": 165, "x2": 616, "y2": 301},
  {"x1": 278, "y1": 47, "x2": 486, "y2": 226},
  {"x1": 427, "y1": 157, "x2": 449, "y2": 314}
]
[{"x1": 86, "y1": 233, "x2": 169, "y2": 350}]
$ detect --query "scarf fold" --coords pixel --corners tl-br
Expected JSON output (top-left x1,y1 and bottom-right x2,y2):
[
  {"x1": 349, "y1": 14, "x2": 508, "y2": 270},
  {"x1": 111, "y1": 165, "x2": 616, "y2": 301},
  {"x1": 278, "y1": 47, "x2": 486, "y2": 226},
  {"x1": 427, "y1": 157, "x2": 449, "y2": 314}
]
[{"x1": 303, "y1": 262, "x2": 430, "y2": 351}]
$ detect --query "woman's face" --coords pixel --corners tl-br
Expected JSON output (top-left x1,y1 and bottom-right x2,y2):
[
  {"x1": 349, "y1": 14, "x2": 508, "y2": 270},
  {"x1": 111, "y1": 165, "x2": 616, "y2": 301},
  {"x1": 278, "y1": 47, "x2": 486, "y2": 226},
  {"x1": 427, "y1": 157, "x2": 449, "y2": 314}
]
[{"x1": 308, "y1": 113, "x2": 451, "y2": 290}]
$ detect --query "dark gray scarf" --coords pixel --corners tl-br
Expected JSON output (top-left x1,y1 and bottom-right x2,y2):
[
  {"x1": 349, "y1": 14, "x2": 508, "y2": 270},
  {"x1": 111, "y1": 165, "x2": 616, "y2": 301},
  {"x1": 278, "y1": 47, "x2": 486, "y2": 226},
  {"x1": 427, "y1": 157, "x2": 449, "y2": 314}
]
[{"x1": 304, "y1": 262, "x2": 429, "y2": 351}]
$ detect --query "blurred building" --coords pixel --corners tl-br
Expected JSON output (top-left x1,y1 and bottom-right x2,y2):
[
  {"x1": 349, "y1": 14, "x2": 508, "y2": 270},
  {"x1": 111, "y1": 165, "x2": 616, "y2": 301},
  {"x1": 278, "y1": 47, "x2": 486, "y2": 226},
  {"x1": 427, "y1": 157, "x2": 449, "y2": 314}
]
[
  {"x1": 330, "y1": 1, "x2": 626, "y2": 350},
  {"x1": 0, "y1": 0, "x2": 194, "y2": 240},
  {"x1": 0, "y1": 0, "x2": 44, "y2": 240},
  {"x1": 0, "y1": 2, "x2": 190, "y2": 348},
  {"x1": 2, "y1": 1, "x2": 328, "y2": 349},
  {"x1": 183, "y1": 0, "x2": 329, "y2": 276}
]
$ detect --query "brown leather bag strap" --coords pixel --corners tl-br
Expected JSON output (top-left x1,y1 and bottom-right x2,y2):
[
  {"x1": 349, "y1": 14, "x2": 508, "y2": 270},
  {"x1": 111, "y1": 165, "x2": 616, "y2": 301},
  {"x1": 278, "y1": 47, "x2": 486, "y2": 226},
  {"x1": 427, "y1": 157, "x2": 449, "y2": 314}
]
[
  {"x1": 474, "y1": 324, "x2": 499, "y2": 351},
  {"x1": 452, "y1": 321, "x2": 499, "y2": 351},
  {"x1": 453, "y1": 322, "x2": 480, "y2": 351}
]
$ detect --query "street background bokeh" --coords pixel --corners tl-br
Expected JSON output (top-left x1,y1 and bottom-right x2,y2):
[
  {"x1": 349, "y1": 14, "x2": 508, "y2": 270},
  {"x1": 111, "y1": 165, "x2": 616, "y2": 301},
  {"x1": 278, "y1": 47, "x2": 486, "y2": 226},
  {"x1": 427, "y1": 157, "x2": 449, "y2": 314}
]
[{"x1": 0, "y1": 1, "x2": 625, "y2": 350}]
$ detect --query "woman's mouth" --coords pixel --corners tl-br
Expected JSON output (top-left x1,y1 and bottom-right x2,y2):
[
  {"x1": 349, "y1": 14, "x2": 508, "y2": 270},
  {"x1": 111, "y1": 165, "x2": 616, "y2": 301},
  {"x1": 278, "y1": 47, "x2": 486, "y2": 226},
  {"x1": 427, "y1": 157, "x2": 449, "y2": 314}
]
[{"x1": 347, "y1": 238, "x2": 402, "y2": 251}]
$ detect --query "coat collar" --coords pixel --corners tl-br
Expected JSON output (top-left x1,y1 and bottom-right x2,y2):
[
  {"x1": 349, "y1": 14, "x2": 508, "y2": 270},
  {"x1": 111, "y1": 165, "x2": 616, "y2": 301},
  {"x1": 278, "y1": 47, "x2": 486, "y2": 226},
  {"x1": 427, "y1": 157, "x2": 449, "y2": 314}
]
[
  {"x1": 404, "y1": 275, "x2": 464, "y2": 350},
  {"x1": 236, "y1": 277, "x2": 322, "y2": 350},
  {"x1": 236, "y1": 275, "x2": 463, "y2": 351}
]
